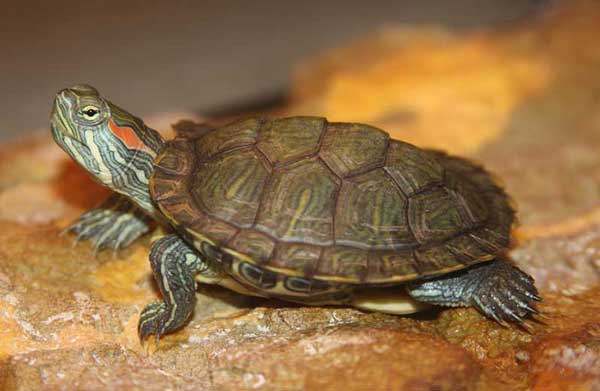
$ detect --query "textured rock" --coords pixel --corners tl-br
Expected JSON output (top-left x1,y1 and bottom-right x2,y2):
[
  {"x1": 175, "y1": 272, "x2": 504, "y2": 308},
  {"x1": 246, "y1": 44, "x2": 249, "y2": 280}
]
[{"x1": 1, "y1": 1, "x2": 600, "y2": 390}]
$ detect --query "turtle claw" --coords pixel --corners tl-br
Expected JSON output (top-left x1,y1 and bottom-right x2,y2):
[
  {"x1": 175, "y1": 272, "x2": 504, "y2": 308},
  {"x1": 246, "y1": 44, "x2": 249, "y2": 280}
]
[
  {"x1": 66, "y1": 197, "x2": 151, "y2": 253},
  {"x1": 469, "y1": 261, "x2": 541, "y2": 325},
  {"x1": 507, "y1": 310, "x2": 524, "y2": 324},
  {"x1": 407, "y1": 259, "x2": 542, "y2": 326},
  {"x1": 138, "y1": 302, "x2": 169, "y2": 342},
  {"x1": 519, "y1": 302, "x2": 540, "y2": 316},
  {"x1": 138, "y1": 300, "x2": 186, "y2": 346},
  {"x1": 529, "y1": 293, "x2": 543, "y2": 302}
]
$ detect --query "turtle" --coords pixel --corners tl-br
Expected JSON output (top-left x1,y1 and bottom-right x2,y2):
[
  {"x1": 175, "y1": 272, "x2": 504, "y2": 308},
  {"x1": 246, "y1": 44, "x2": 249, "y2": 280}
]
[{"x1": 50, "y1": 84, "x2": 541, "y2": 341}]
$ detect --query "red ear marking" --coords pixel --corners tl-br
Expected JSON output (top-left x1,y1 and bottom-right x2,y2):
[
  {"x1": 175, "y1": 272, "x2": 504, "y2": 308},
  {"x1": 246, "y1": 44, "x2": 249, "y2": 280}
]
[{"x1": 108, "y1": 120, "x2": 146, "y2": 151}]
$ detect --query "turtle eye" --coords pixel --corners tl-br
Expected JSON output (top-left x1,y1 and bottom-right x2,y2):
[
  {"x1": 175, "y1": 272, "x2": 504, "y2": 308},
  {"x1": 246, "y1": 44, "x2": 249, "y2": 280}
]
[{"x1": 81, "y1": 106, "x2": 100, "y2": 121}]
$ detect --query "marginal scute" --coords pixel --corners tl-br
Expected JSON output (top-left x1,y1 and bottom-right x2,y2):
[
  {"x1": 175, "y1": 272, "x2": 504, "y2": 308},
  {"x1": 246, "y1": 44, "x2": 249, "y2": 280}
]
[
  {"x1": 408, "y1": 187, "x2": 467, "y2": 244},
  {"x1": 228, "y1": 231, "x2": 275, "y2": 265},
  {"x1": 320, "y1": 122, "x2": 389, "y2": 177},
  {"x1": 153, "y1": 146, "x2": 193, "y2": 177},
  {"x1": 257, "y1": 116, "x2": 325, "y2": 165},
  {"x1": 335, "y1": 169, "x2": 413, "y2": 249},
  {"x1": 151, "y1": 177, "x2": 188, "y2": 203},
  {"x1": 384, "y1": 141, "x2": 444, "y2": 196},
  {"x1": 468, "y1": 227, "x2": 510, "y2": 253},
  {"x1": 158, "y1": 197, "x2": 198, "y2": 226},
  {"x1": 316, "y1": 246, "x2": 369, "y2": 282},
  {"x1": 414, "y1": 246, "x2": 465, "y2": 276},
  {"x1": 151, "y1": 165, "x2": 190, "y2": 202},
  {"x1": 255, "y1": 159, "x2": 339, "y2": 245},
  {"x1": 445, "y1": 235, "x2": 494, "y2": 264},
  {"x1": 184, "y1": 214, "x2": 238, "y2": 246},
  {"x1": 366, "y1": 250, "x2": 418, "y2": 282},
  {"x1": 270, "y1": 243, "x2": 322, "y2": 275},
  {"x1": 195, "y1": 118, "x2": 260, "y2": 160},
  {"x1": 192, "y1": 148, "x2": 269, "y2": 228}
]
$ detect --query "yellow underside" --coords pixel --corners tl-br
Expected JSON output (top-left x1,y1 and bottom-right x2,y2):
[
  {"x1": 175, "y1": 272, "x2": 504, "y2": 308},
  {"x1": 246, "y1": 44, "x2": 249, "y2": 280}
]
[
  {"x1": 350, "y1": 286, "x2": 431, "y2": 315},
  {"x1": 199, "y1": 275, "x2": 430, "y2": 315}
]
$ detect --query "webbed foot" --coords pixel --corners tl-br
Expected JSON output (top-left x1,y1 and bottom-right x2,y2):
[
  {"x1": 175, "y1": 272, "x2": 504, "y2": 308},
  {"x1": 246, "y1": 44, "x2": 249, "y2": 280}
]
[
  {"x1": 138, "y1": 234, "x2": 205, "y2": 342},
  {"x1": 138, "y1": 301, "x2": 188, "y2": 343},
  {"x1": 67, "y1": 194, "x2": 152, "y2": 252},
  {"x1": 468, "y1": 260, "x2": 541, "y2": 325},
  {"x1": 407, "y1": 258, "x2": 541, "y2": 325}
]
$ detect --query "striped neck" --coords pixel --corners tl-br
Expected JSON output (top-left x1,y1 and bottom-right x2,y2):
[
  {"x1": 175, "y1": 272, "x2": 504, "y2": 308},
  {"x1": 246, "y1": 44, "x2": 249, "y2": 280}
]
[
  {"x1": 88, "y1": 115, "x2": 164, "y2": 215},
  {"x1": 51, "y1": 85, "x2": 164, "y2": 217}
]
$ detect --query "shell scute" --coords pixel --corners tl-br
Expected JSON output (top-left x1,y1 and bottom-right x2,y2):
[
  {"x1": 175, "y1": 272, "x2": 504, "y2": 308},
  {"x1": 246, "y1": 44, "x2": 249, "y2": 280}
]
[
  {"x1": 255, "y1": 159, "x2": 339, "y2": 245},
  {"x1": 228, "y1": 231, "x2": 276, "y2": 265},
  {"x1": 445, "y1": 235, "x2": 495, "y2": 263},
  {"x1": 153, "y1": 146, "x2": 193, "y2": 178},
  {"x1": 366, "y1": 250, "x2": 418, "y2": 282},
  {"x1": 384, "y1": 140, "x2": 445, "y2": 196},
  {"x1": 320, "y1": 122, "x2": 389, "y2": 178},
  {"x1": 408, "y1": 187, "x2": 468, "y2": 244},
  {"x1": 270, "y1": 243, "x2": 321, "y2": 276},
  {"x1": 257, "y1": 116, "x2": 325, "y2": 165},
  {"x1": 195, "y1": 118, "x2": 260, "y2": 160},
  {"x1": 159, "y1": 196, "x2": 198, "y2": 225},
  {"x1": 192, "y1": 148, "x2": 269, "y2": 228},
  {"x1": 414, "y1": 246, "x2": 465, "y2": 276},
  {"x1": 151, "y1": 168, "x2": 189, "y2": 202},
  {"x1": 316, "y1": 246, "x2": 369, "y2": 282},
  {"x1": 184, "y1": 214, "x2": 238, "y2": 246},
  {"x1": 468, "y1": 226, "x2": 510, "y2": 253},
  {"x1": 335, "y1": 169, "x2": 413, "y2": 249}
]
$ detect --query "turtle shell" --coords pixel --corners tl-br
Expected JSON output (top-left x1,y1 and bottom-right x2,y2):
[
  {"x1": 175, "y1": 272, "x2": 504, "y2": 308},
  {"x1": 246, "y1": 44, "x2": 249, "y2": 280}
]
[{"x1": 150, "y1": 117, "x2": 515, "y2": 284}]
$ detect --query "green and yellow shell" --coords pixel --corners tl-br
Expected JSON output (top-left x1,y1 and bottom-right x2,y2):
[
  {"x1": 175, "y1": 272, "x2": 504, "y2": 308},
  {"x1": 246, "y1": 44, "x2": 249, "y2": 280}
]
[{"x1": 150, "y1": 117, "x2": 514, "y2": 294}]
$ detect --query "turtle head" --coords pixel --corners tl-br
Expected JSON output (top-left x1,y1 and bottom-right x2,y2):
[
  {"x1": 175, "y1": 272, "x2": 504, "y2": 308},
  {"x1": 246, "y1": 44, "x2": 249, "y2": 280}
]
[{"x1": 51, "y1": 84, "x2": 164, "y2": 214}]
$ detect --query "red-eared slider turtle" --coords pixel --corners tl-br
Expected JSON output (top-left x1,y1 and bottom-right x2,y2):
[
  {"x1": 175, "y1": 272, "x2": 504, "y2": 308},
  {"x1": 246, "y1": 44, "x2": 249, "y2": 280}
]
[{"x1": 51, "y1": 85, "x2": 540, "y2": 341}]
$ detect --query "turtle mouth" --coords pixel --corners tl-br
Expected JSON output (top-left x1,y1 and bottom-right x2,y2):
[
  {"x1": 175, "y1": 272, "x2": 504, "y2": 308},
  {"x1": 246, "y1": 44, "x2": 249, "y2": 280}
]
[
  {"x1": 51, "y1": 91, "x2": 85, "y2": 143},
  {"x1": 50, "y1": 118, "x2": 90, "y2": 157}
]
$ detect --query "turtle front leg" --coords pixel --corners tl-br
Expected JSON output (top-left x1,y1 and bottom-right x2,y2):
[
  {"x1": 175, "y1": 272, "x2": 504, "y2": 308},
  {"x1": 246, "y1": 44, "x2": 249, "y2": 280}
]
[
  {"x1": 406, "y1": 258, "x2": 541, "y2": 325},
  {"x1": 67, "y1": 194, "x2": 152, "y2": 252},
  {"x1": 138, "y1": 234, "x2": 214, "y2": 341}
]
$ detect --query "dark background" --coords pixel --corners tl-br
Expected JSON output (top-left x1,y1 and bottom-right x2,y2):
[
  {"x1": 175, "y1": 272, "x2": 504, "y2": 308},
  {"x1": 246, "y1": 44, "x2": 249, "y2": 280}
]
[{"x1": 1, "y1": 0, "x2": 546, "y2": 139}]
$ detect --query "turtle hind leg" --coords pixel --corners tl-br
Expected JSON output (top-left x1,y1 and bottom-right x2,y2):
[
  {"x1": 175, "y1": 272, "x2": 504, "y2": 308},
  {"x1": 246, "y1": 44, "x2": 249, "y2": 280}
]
[
  {"x1": 406, "y1": 258, "x2": 541, "y2": 325},
  {"x1": 67, "y1": 194, "x2": 152, "y2": 252},
  {"x1": 138, "y1": 234, "x2": 215, "y2": 341}
]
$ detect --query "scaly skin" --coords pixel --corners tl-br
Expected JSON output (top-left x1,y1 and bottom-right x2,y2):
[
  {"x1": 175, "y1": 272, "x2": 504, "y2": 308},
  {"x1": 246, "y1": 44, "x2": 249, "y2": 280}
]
[
  {"x1": 50, "y1": 84, "x2": 541, "y2": 343},
  {"x1": 407, "y1": 258, "x2": 541, "y2": 325},
  {"x1": 138, "y1": 234, "x2": 216, "y2": 342},
  {"x1": 68, "y1": 194, "x2": 152, "y2": 253},
  {"x1": 51, "y1": 84, "x2": 163, "y2": 216}
]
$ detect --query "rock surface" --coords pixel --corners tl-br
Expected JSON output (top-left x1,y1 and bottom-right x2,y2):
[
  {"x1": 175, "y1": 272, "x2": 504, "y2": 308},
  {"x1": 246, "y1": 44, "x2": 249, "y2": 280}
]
[{"x1": 1, "y1": 1, "x2": 600, "y2": 390}]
